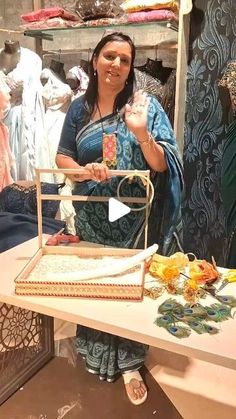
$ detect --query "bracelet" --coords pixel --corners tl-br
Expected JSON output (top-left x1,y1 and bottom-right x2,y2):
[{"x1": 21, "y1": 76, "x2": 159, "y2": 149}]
[{"x1": 137, "y1": 132, "x2": 154, "y2": 146}]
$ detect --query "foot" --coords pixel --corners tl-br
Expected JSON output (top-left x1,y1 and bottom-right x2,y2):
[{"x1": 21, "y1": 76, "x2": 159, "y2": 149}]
[{"x1": 122, "y1": 370, "x2": 147, "y2": 405}]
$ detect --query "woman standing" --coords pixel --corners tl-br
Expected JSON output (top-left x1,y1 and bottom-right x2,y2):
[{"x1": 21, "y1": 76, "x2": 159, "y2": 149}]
[{"x1": 56, "y1": 32, "x2": 183, "y2": 405}]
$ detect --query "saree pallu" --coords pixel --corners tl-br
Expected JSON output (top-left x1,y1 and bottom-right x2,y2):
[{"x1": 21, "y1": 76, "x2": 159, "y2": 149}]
[{"x1": 58, "y1": 95, "x2": 183, "y2": 381}]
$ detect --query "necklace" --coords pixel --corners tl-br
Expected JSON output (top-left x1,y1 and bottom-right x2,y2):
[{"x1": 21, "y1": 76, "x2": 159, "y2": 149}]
[{"x1": 96, "y1": 103, "x2": 120, "y2": 169}]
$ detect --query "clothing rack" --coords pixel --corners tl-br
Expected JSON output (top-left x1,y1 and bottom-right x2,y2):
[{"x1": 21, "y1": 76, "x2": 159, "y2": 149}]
[{"x1": 42, "y1": 42, "x2": 178, "y2": 57}]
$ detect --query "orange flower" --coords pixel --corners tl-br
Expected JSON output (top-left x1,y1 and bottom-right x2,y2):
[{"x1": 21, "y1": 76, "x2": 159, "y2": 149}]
[{"x1": 189, "y1": 259, "x2": 219, "y2": 285}]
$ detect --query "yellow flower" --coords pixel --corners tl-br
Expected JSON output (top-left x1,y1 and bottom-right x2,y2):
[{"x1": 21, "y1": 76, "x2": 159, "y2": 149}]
[
  {"x1": 186, "y1": 279, "x2": 199, "y2": 290},
  {"x1": 149, "y1": 262, "x2": 179, "y2": 282}
]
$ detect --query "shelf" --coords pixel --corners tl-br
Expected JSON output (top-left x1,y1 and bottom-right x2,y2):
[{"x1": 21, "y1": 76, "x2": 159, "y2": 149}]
[{"x1": 24, "y1": 20, "x2": 178, "y2": 42}]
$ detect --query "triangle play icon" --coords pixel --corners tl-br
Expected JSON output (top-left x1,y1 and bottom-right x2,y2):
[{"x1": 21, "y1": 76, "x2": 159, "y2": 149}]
[{"x1": 108, "y1": 198, "x2": 131, "y2": 222}]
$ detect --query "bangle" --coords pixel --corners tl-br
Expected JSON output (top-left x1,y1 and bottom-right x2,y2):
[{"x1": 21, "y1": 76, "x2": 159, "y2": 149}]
[{"x1": 137, "y1": 132, "x2": 154, "y2": 146}]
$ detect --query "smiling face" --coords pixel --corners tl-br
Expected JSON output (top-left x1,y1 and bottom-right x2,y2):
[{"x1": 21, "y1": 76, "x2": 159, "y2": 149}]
[{"x1": 93, "y1": 41, "x2": 132, "y2": 91}]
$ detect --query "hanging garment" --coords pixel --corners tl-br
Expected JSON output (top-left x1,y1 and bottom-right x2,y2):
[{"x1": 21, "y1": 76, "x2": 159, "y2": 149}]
[
  {"x1": 0, "y1": 47, "x2": 52, "y2": 182},
  {"x1": 67, "y1": 66, "x2": 89, "y2": 99},
  {"x1": 136, "y1": 58, "x2": 173, "y2": 84},
  {"x1": 134, "y1": 68, "x2": 176, "y2": 127},
  {"x1": 134, "y1": 68, "x2": 165, "y2": 102},
  {"x1": 0, "y1": 82, "x2": 13, "y2": 191},
  {"x1": 41, "y1": 68, "x2": 73, "y2": 227},
  {"x1": 41, "y1": 68, "x2": 72, "y2": 182},
  {"x1": 0, "y1": 122, "x2": 13, "y2": 192}
]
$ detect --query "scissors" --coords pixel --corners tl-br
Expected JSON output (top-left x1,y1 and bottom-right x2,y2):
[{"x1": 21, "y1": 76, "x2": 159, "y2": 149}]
[{"x1": 217, "y1": 269, "x2": 236, "y2": 292}]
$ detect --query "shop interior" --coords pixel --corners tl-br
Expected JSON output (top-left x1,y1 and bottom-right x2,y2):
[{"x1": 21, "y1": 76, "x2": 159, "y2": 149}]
[{"x1": 0, "y1": 1, "x2": 235, "y2": 418}]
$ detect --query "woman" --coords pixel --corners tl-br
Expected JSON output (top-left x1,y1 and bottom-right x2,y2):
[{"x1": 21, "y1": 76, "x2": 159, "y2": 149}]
[{"x1": 56, "y1": 32, "x2": 183, "y2": 405}]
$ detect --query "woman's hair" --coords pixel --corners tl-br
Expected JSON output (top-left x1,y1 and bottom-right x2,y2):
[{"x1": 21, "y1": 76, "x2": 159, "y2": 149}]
[{"x1": 84, "y1": 32, "x2": 136, "y2": 115}]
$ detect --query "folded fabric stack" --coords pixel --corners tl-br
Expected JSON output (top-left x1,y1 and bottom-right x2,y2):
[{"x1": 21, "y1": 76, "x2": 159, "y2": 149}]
[
  {"x1": 21, "y1": 7, "x2": 81, "y2": 30},
  {"x1": 120, "y1": 0, "x2": 179, "y2": 23}
]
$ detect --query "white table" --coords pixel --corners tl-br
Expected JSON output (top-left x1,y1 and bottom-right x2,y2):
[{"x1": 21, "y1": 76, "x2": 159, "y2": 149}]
[{"x1": 1, "y1": 236, "x2": 236, "y2": 371}]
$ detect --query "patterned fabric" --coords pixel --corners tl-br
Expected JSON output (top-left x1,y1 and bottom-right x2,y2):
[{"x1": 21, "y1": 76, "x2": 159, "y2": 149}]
[
  {"x1": 75, "y1": 326, "x2": 148, "y2": 382},
  {"x1": 221, "y1": 119, "x2": 236, "y2": 267},
  {"x1": 0, "y1": 182, "x2": 62, "y2": 218},
  {"x1": 58, "y1": 93, "x2": 183, "y2": 381},
  {"x1": 183, "y1": 0, "x2": 236, "y2": 265},
  {"x1": 21, "y1": 7, "x2": 79, "y2": 22},
  {"x1": 218, "y1": 61, "x2": 236, "y2": 115},
  {"x1": 134, "y1": 68, "x2": 164, "y2": 102},
  {"x1": 128, "y1": 9, "x2": 177, "y2": 23}
]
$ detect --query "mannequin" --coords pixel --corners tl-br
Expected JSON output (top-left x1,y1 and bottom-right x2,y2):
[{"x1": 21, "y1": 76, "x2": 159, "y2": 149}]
[{"x1": 0, "y1": 40, "x2": 21, "y2": 75}]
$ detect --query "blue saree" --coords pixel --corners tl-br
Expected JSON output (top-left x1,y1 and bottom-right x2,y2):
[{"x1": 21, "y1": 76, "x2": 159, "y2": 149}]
[{"x1": 58, "y1": 94, "x2": 183, "y2": 381}]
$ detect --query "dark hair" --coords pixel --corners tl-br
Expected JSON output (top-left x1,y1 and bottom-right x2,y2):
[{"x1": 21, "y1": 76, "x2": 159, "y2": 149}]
[{"x1": 84, "y1": 32, "x2": 135, "y2": 115}]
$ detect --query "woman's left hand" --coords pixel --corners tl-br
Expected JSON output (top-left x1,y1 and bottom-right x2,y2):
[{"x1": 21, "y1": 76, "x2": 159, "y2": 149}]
[{"x1": 124, "y1": 90, "x2": 149, "y2": 138}]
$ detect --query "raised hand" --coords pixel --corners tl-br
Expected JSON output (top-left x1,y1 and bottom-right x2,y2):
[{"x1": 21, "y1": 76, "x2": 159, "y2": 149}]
[{"x1": 124, "y1": 90, "x2": 149, "y2": 138}]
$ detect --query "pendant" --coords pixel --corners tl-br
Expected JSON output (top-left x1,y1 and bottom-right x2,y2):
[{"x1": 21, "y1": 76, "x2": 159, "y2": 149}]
[{"x1": 102, "y1": 132, "x2": 117, "y2": 168}]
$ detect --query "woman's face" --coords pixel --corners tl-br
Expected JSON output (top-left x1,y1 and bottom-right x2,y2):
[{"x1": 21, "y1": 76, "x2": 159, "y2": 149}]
[{"x1": 93, "y1": 41, "x2": 132, "y2": 90}]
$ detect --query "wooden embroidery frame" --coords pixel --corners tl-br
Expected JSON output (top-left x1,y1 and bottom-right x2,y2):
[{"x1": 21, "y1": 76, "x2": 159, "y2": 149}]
[{"x1": 14, "y1": 168, "x2": 153, "y2": 300}]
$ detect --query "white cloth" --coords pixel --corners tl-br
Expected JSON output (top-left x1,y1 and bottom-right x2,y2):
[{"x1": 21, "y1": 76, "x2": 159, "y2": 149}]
[
  {"x1": 59, "y1": 178, "x2": 76, "y2": 235},
  {"x1": 41, "y1": 68, "x2": 72, "y2": 182},
  {"x1": 1, "y1": 47, "x2": 52, "y2": 182}
]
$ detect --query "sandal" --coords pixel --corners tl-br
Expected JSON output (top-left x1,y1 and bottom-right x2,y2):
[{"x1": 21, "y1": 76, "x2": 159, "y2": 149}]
[{"x1": 122, "y1": 370, "x2": 147, "y2": 405}]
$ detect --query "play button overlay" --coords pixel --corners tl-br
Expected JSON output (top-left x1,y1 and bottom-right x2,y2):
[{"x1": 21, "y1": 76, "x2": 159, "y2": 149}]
[{"x1": 108, "y1": 198, "x2": 131, "y2": 222}]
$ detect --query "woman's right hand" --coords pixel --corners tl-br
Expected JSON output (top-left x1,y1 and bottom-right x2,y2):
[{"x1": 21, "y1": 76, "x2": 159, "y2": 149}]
[
  {"x1": 84, "y1": 162, "x2": 111, "y2": 182},
  {"x1": 56, "y1": 155, "x2": 111, "y2": 182}
]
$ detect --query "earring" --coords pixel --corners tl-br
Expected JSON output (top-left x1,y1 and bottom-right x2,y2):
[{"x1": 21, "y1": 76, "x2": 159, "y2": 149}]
[
  {"x1": 125, "y1": 80, "x2": 128, "y2": 85},
  {"x1": 94, "y1": 70, "x2": 97, "y2": 76}
]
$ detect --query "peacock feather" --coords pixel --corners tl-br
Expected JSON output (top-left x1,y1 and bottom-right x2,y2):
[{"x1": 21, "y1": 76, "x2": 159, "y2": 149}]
[
  {"x1": 173, "y1": 313, "x2": 203, "y2": 323},
  {"x1": 183, "y1": 304, "x2": 207, "y2": 318},
  {"x1": 154, "y1": 298, "x2": 234, "y2": 339},
  {"x1": 158, "y1": 298, "x2": 183, "y2": 315},
  {"x1": 166, "y1": 325, "x2": 191, "y2": 338},
  {"x1": 154, "y1": 314, "x2": 175, "y2": 327},
  {"x1": 214, "y1": 295, "x2": 236, "y2": 307},
  {"x1": 188, "y1": 321, "x2": 219, "y2": 335},
  {"x1": 205, "y1": 304, "x2": 232, "y2": 322}
]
